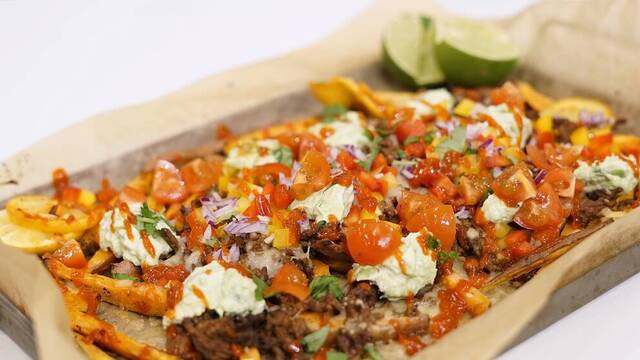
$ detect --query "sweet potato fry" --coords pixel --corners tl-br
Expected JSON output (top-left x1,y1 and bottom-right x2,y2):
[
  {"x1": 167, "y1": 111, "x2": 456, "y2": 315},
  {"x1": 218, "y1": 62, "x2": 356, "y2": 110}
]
[
  {"x1": 48, "y1": 259, "x2": 167, "y2": 316},
  {"x1": 87, "y1": 249, "x2": 116, "y2": 274},
  {"x1": 73, "y1": 333, "x2": 114, "y2": 360},
  {"x1": 483, "y1": 220, "x2": 612, "y2": 291},
  {"x1": 70, "y1": 310, "x2": 176, "y2": 360}
]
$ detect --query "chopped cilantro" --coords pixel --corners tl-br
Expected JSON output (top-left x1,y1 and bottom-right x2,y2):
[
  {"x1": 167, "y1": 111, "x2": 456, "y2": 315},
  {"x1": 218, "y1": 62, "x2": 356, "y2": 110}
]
[
  {"x1": 321, "y1": 104, "x2": 347, "y2": 123},
  {"x1": 111, "y1": 273, "x2": 140, "y2": 282},
  {"x1": 309, "y1": 275, "x2": 344, "y2": 300},
  {"x1": 302, "y1": 326, "x2": 330, "y2": 353},
  {"x1": 136, "y1": 203, "x2": 174, "y2": 238},
  {"x1": 396, "y1": 149, "x2": 406, "y2": 159},
  {"x1": 316, "y1": 220, "x2": 327, "y2": 230},
  {"x1": 252, "y1": 275, "x2": 267, "y2": 301},
  {"x1": 327, "y1": 350, "x2": 348, "y2": 360},
  {"x1": 205, "y1": 237, "x2": 220, "y2": 247},
  {"x1": 611, "y1": 169, "x2": 626, "y2": 177},
  {"x1": 404, "y1": 131, "x2": 435, "y2": 146},
  {"x1": 435, "y1": 126, "x2": 467, "y2": 156},
  {"x1": 438, "y1": 250, "x2": 459, "y2": 263},
  {"x1": 364, "y1": 128, "x2": 375, "y2": 141},
  {"x1": 273, "y1": 146, "x2": 294, "y2": 167},
  {"x1": 426, "y1": 235, "x2": 440, "y2": 250},
  {"x1": 464, "y1": 147, "x2": 478, "y2": 155},
  {"x1": 404, "y1": 135, "x2": 421, "y2": 145},
  {"x1": 364, "y1": 344, "x2": 384, "y2": 360},
  {"x1": 423, "y1": 131, "x2": 435, "y2": 144},
  {"x1": 358, "y1": 137, "x2": 382, "y2": 171}
]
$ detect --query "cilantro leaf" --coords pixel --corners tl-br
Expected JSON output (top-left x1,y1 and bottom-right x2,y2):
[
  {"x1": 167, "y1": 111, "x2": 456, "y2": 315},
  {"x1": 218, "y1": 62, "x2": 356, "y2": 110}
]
[
  {"x1": 404, "y1": 135, "x2": 421, "y2": 145},
  {"x1": 252, "y1": 275, "x2": 267, "y2": 301},
  {"x1": 426, "y1": 235, "x2": 440, "y2": 250},
  {"x1": 404, "y1": 131, "x2": 435, "y2": 146},
  {"x1": 438, "y1": 250, "x2": 459, "y2": 263},
  {"x1": 327, "y1": 350, "x2": 348, "y2": 360},
  {"x1": 316, "y1": 220, "x2": 327, "y2": 231},
  {"x1": 137, "y1": 202, "x2": 174, "y2": 238},
  {"x1": 364, "y1": 344, "x2": 384, "y2": 360},
  {"x1": 309, "y1": 275, "x2": 344, "y2": 300},
  {"x1": 358, "y1": 137, "x2": 382, "y2": 171},
  {"x1": 435, "y1": 126, "x2": 467, "y2": 156},
  {"x1": 322, "y1": 104, "x2": 347, "y2": 123},
  {"x1": 611, "y1": 169, "x2": 626, "y2": 177},
  {"x1": 273, "y1": 146, "x2": 294, "y2": 167},
  {"x1": 302, "y1": 326, "x2": 330, "y2": 353},
  {"x1": 111, "y1": 273, "x2": 140, "y2": 282}
]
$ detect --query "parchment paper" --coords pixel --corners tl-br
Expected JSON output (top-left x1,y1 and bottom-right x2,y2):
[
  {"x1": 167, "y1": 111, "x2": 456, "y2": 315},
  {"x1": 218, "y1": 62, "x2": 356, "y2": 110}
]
[{"x1": 0, "y1": 0, "x2": 638, "y2": 359}]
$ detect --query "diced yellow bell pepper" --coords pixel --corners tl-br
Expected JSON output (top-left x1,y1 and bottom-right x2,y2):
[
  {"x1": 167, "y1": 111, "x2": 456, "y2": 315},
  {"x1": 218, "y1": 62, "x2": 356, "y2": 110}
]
[
  {"x1": 312, "y1": 259, "x2": 330, "y2": 277},
  {"x1": 591, "y1": 126, "x2": 611, "y2": 137},
  {"x1": 570, "y1": 127, "x2": 589, "y2": 146},
  {"x1": 218, "y1": 175, "x2": 229, "y2": 194},
  {"x1": 77, "y1": 189, "x2": 96, "y2": 208},
  {"x1": 235, "y1": 197, "x2": 251, "y2": 214},
  {"x1": 272, "y1": 228, "x2": 292, "y2": 249},
  {"x1": 464, "y1": 288, "x2": 491, "y2": 316},
  {"x1": 612, "y1": 134, "x2": 640, "y2": 153},
  {"x1": 534, "y1": 115, "x2": 553, "y2": 133},
  {"x1": 517, "y1": 82, "x2": 554, "y2": 111},
  {"x1": 453, "y1": 99, "x2": 476, "y2": 117},
  {"x1": 239, "y1": 347, "x2": 261, "y2": 360},
  {"x1": 494, "y1": 223, "x2": 512, "y2": 239},
  {"x1": 360, "y1": 209, "x2": 377, "y2": 220}
]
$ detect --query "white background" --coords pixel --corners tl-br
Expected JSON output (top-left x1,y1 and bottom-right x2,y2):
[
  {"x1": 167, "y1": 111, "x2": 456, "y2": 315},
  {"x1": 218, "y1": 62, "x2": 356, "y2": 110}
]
[{"x1": 1, "y1": 1, "x2": 638, "y2": 359}]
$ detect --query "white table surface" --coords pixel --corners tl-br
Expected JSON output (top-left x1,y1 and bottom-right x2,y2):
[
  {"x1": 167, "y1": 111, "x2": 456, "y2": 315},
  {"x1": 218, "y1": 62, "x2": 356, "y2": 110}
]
[{"x1": 1, "y1": 1, "x2": 637, "y2": 359}]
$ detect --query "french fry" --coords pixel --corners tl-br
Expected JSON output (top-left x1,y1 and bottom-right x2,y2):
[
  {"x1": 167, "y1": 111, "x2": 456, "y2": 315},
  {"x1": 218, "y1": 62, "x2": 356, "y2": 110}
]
[
  {"x1": 70, "y1": 310, "x2": 176, "y2": 360},
  {"x1": 86, "y1": 249, "x2": 116, "y2": 274},
  {"x1": 73, "y1": 333, "x2": 114, "y2": 360},
  {"x1": 48, "y1": 259, "x2": 167, "y2": 316}
]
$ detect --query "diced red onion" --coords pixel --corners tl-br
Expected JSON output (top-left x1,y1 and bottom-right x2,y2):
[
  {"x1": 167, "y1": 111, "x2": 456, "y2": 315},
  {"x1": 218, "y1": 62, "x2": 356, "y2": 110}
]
[
  {"x1": 435, "y1": 120, "x2": 455, "y2": 133},
  {"x1": 455, "y1": 207, "x2": 472, "y2": 220},
  {"x1": 298, "y1": 218, "x2": 310, "y2": 232},
  {"x1": 343, "y1": 144, "x2": 366, "y2": 160},
  {"x1": 278, "y1": 161, "x2": 300, "y2": 187},
  {"x1": 479, "y1": 138, "x2": 493, "y2": 149},
  {"x1": 534, "y1": 169, "x2": 548, "y2": 184},
  {"x1": 400, "y1": 166, "x2": 415, "y2": 180},
  {"x1": 579, "y1": 110, "x2": 609, "y2": 128},
  {"x1": 466, "y1": 122, "x2": 488, "y2": 141},
  {"x1": 202, "y1": 224, "x2": 212, "y2": 242},
  {"x1": 225, "y1": 216, "x2": 268, "y2": 235},
  {"x1": 491, "y1": 167, "x2": 504, "y2": 177},
  {"x1": 202, "y1": 195, "x2": 237, "y2": 225}
]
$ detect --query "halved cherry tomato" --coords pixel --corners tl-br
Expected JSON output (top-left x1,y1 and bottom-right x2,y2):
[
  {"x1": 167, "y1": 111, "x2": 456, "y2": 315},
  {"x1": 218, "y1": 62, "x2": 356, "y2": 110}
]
[
  {"x1": 509, "y1": 241, "x2": 535, "y2": 259},
  {"x1": 491, "y1": 163, "x2": 537, "y2": 206},
  {"x1": 531, "y1": 226, "x2": 561, "y2": 245},
  {"x1": 252, "y1": 163, "x2": 291, "y2": 185},
  {"x1": 336, "y1": 150, "x2": 360, "y2": 171},
  {"x1": 151, "y1": 160, "x2": 187, "y2": 204},
  {"x1": 395, "y1": 119, "x2": 428, "y2": 143},
  {"x1": 481, "y1": 153, "x2": 512, "y2": 169},
  {"x1": 264, "y1": 263, "x2": 310, "y2": 301},
  {"x1": 298, "y1": 133, "x2": 328, "y2": 159},
  {"x1": 431, "y1": 176, "x2": 457, "y2": 201},
  {"x1": 180, "y1": 158, "x2": 222, "y2": 194},
  {"x1": 52, "y1": 240, "x2": 87, "y2": 269},
  {"x1": 272, "y1": 184, "x2": 293, "y2": 209},
  {"x1": 404, "y1": 142, "x2": 426, "y2": 158},
  {"x1": 458, "y1": 175, "x2": 489, "y2": 206},
  {"x1": 291, "y1": 150, "x2": 331, "y2": 200},
  {"x1": 541, "y1": 168, "x2": 575, "y2": 197},
  {"x1": 345, "y1": 219, "x2": 402, "y2": 265},
  {"x1": 397, "y1": 191, "x2": 456, "y2": 250},
  {"x1": 536, "y1": 131, "x2": 555, "y2": 147},
  {"x1": 526, "y1": 144, "x2": 553, "y2": 170},
  {"x1": 514, "y1": 183, "x2": 564, "y2": 230},
  {"x1": 505, "y1": 230, "x2": 530, "y2": 248},
  {"x1": 358, "y1": 171, "x2": 381, "y2": 192},
  {"x1": 371, "y1": 153, "x2": 387, "y2": 172}
]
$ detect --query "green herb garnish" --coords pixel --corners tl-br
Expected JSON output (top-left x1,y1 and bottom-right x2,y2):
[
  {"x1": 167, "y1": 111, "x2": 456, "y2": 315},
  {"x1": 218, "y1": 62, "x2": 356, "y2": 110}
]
[
  {"x1": 111, "y1": 273, "x2": 140, "y2": 282},
  {"x1": 252, "y1": 275, "x2": 268, "y2": 301},
  {"x1": 322, "y1": 104, "x2": 347, "y2": 123},
  {"x1": 273, "y1": 146, "x2": 294, "y2": 167},
  {"x1": 438, "y1": 250, "x2": 459, "y2": 263},
  {"x1": 426, "y1": 235, "x2": 440, "y2": 250},
  {"x1": 136, "y1": 202, "x2": 174, "y2": 238},
  {"x1": 611, "y1": 169, "x2": 626, "y2": 177},
  {"x1": 316, "y1": 220, "x2": 327, "y2": 230},
  {"x1": 364, "y1": 344, "x2": 384, "y2": 360},
  {"x1": 302, "y1": 326, "x2": 330, "y2": 353},
  {"x1": 327, "y1": 350, "x2": 348, "y2": 360},
  {"x1": 435, "y1": 126, "x2": 467, "y2": 156},
  {"x1": 309, "y1": 275, "x2": 344, "y2": 300},
  {"x1": 404, "y1": 131, "x2": 435, "y2": 146},
  {"x1": 404, "y1": 135, "x2": 421, "y2": 145},
  {"x1": 358, "y1": 137, "x2": 382, "y2": 171}
]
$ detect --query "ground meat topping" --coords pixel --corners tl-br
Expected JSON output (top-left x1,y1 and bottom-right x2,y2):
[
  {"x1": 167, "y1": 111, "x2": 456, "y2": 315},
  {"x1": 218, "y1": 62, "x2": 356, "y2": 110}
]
[
  {"x1": 575, "y1": 187, "x2": 625, "y2": 227},
  {"x1": 553, "y1": 117, "x2": 579, "y2": 143}
]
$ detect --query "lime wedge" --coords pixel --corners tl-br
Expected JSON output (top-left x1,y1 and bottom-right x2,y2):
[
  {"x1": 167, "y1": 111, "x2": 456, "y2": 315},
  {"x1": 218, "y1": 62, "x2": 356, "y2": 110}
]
[
  {"x1": 382, "y1": 14, "x2": 444, "y2": 88},
  {"x1": 434, "y1": 18, "x2": 518, "y2": 87}
]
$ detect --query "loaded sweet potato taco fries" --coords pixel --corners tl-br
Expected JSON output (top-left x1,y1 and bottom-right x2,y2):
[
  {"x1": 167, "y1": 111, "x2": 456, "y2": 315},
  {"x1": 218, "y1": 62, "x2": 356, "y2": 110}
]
[{"x1": 1, "y1": 77, "x2": 638, "y2": 359}]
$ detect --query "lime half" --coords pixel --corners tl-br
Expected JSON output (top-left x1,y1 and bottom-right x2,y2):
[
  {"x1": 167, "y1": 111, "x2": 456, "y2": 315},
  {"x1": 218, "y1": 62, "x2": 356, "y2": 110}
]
[
  {"x1": 382, "y1": 14, "x2": 444, "y2": 88},
  {"x1": 434, "y1": 18, "x2": 518, "y2": 87}
]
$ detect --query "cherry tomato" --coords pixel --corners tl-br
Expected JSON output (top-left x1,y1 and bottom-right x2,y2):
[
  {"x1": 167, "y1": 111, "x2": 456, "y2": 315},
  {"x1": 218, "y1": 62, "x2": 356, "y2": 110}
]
[
  {"x1": 291, "y1": 150, "x2": 331, "y2": 200},
  {"x1": 151, "y1": 160, "x2": 187, "y2": 204},
  {"x1": 180, "y1": 158, "x2": 222, "y2": 194},
  {"x1": 336, "y1": 150, "x2": 360, "y2": 171},
  {"x1": 531, "y1": 226, "x2": 561, "y2": 245},
  {"x1": 541, "y1": 168, "x2": 575, "y2": 197},
  {"x1": 489, "y1": 82, "x2": 524, "y2": 111},
  {"x1": 504, "y1": 230, "x2": 530, "y2": 248},
  {"x1": 345, "y1": 219, "x2": 402, "y2": 265},
  {"x1": 491, "y1": 163, "x2": 537, "y2": 206},
  {"x1": 272, "y1": 184, "x2": 293, "y2": 209},
  {"x1": 458, "y1": 175, "x2": 489, "y2": 206},
  {"x1": 514, "y1": 183, "x2": 564, "y2": 230},
  {"x1": 52, "y1": 240, "x2": 87, "y2": 269},
  {"x1": 509, "y1": 241, "x2": 535, "y2": 259},
  {"x1": 251, "y1": 163, "x2": 291, "y2": 185},
  {"x1": 264, "y1": 263, "x2": 310, "y2": 301},
  {"x1": 395, "y1": 119, "x2": 429, "y2": 143},
  {"x1": 298, "y1": 133, "x2": 328, "y2": 159},
  {"x1": 397, "y1": 191, "x2": 456, "y2": 250}
]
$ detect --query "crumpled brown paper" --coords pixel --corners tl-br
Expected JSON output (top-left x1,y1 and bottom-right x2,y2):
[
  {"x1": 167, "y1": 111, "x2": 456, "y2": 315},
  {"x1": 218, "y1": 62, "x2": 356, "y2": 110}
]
[{"x1": 0, "y1": 0, "x2": 638, "y2": 359}]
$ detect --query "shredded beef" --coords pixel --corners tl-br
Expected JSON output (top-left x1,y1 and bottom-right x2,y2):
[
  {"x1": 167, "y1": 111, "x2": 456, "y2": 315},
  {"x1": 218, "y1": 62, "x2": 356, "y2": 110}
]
[
  {"x1": 344, "y1": 282, "x2": 379, "y2": 318},
  {"x1": 166, "y1": 325, "x2": 200, "y2": 360},
  {"x1": 302, "y1": 222, "x2": 353, "y2": 273},
  {"x1": 180, "y1": 306, "x2": 309, "y2": 360},
  {"x1": 524, "y1": 104, "x2": 539, "y2": 121},
  {"x1": 379, "y1": 135, "x2": 402, "y2": 162},
  {"x1": 160, "y1": 228, "x2": 181, "y2": 252},
  {"x1": 379, "y1": 198, "x2": 399, "y2": 223},
  {"x1": 455, "y1": 218, "x2": 484, "y2": 257},
  {"x1": 110, "y1": 260, "x2": 140, "y2": 278},
  {"x1": 575, "y1": 187, "x2": 625, "y2": 227},
  {"x1": 304, "y1": 294, "x2": 343, "y2": 316},
  {"x1": 553, "y1": 117, "x2": 579, "y2": 143}
]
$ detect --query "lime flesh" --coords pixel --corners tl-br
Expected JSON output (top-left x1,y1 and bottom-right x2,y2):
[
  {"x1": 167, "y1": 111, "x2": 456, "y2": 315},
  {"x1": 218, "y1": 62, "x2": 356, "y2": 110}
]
[
  {"x1": 382, "y1": 14, "x2": 444, "y2": 88},
  {"x1": 434, "y1": 18, "x2": 518, "y2": 87}
]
